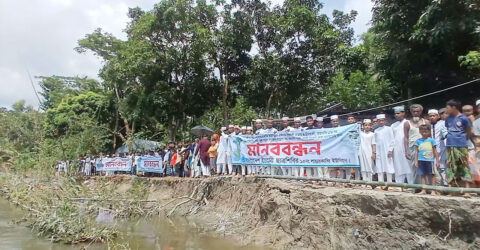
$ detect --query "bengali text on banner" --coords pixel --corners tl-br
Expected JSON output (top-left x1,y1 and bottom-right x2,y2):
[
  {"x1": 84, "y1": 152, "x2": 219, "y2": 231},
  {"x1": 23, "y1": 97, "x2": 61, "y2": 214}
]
[
  {"x1": 229, "y1": 124, "x2": 361, "y2": 167},
  {"x1": 137, "y1": 156, "x2": 164, "y2": 173},
  {"x1": 96, "y1": 157, "x2": 132, "y2": 172}
]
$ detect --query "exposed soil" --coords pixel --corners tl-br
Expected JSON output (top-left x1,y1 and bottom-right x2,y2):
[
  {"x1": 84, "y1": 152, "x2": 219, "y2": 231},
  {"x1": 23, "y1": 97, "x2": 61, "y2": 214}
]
[{"x1": 88, "y1": 176, "x2": 480, "y2": 249}]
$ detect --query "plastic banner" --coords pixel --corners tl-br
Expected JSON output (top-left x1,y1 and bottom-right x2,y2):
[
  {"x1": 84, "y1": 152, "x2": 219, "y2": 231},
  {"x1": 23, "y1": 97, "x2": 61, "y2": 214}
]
[
  {"x1": 229, "y1": 124, "x2": 361, "y2": 167},
  {"x1": 137, "y1": 156, "x2": 164, "y2": 173},
  {"x1": 96, "y1": 157, "x2": 132, "y2": 172}
]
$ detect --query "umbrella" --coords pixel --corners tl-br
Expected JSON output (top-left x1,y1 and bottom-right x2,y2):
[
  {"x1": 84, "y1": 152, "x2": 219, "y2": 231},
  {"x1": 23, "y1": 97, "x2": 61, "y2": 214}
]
[{"x1": 191, "y1": 125, "x2": 214, "y2": 136}]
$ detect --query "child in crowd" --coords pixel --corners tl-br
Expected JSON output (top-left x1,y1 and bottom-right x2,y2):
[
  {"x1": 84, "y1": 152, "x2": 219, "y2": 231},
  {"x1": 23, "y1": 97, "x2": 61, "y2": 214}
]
[
  {"x1": 414, "y1": 125, "x2": 440, "y2": 195},
  {"x1": 169, "y1": 147, "x2": 177, "y2": 176},
  {"x1": 359, "y1": 119, "x2": 376, "y2": 183},
  {"x1": 208, "y1": 139, "x2": 218, "y2": 176}
]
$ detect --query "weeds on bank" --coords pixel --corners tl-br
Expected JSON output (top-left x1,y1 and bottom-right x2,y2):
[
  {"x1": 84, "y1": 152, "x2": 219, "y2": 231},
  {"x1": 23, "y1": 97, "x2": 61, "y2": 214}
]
[{"x1": 0, "y1": 171, "x2": 117, "y2": 244}]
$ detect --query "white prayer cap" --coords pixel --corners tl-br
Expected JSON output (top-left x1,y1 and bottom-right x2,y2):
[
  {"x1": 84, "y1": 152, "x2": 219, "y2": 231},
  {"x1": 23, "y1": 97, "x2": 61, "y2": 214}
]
[
  {"x1": 476, "y1": 99, "x2": 480, "y2": 106},
  {"x1": 228, "y1": 124, "x2": 234, "y2": 128},
  {"x1": 294, "y1": 117, "x2": 301, "y2": 122},
  {"x1": 241, "y1": 126, "x2": 247, "y2": 130},
  {"x1": 247, "y1": 126, "x2": 253, "y2": 130},
  {"x1": 234, "y1": 125, "x2": 240, "y2": 129},
  {"x1": 281, "y1": 116, "x2": 289, "y2": 121},
  {"x1": 393, "y1": 106, "x2": 405, "y2": 112},
  {"x1": 330, "y1": 115, "x2": 338, "y2": 120},
  {"x1": 316, "y1": 117, "x2": 323, "y2": 122},
  {"x1": 428, "y1": 109, "x2": 439, "y2": 115},
  {"x1": 221, "y1": 126, "x2": 226, "y2": 131},
  {"x1": 376, "y1": 114, "x2": 386, "y2": 119},
  {"x1": 255, "y1": 119, "x2": 262, "y2": 123},
  {"x1": 363, "y1": 119, "x2": 372, "y2": 124}
]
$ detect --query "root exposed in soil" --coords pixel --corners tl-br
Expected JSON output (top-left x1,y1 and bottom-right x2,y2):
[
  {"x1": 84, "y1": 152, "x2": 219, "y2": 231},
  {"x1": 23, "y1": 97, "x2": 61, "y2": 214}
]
[{"x1": 89, "y1": 176, "x2": 480, "y2": 250}]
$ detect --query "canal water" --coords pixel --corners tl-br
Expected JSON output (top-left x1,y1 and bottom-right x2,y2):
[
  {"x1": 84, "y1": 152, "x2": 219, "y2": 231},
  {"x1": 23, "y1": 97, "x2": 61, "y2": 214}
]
[{"x1": 0, "y1": 198, "x2": 260, "y2": 250}]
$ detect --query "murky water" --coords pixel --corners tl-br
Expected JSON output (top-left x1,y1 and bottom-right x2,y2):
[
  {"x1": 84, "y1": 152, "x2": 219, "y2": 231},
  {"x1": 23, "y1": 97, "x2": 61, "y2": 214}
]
[{"x1": 0, "y1": 198, "x2": 260, "y2": 250}]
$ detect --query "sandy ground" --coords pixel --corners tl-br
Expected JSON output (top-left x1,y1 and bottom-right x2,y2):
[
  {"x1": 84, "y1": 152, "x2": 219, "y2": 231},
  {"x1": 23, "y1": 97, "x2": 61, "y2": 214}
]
[{"x1": 89, "y1": 176, "x2": 480, "y2": 249}]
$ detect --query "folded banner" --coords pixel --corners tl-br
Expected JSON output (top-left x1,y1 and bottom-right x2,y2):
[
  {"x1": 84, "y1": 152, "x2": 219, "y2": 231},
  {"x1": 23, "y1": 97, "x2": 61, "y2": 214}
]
[
  {"x1": 96, "y1": 157, "x2": 132, "y2": 172},
  {"x1": 229, "y1": 124, "x2": 361, "y2": 167},
  {"x1": 137, "y1": 156, "x2": 164, "y2": 173}
]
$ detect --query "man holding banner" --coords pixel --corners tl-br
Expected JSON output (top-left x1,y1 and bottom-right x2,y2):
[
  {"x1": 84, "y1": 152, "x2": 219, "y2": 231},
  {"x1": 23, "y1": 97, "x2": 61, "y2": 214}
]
[{"x1": 229, "y1": 122, "x2": 361, "y2": 180}]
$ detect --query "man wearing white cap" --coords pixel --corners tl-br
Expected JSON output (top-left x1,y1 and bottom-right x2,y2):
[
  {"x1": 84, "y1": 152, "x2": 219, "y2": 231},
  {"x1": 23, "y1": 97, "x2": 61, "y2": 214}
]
[
  {"x1": 228, "y1": 124, "x2": 235, "y2": 134},
  {"x1": 261, "y1": 119, "x2": 277, "y2": 175},
  {"x1": 241, "y1": 126, "x2": 247, "y2": 135},
  {"x1": 331, "y1": 115, "x2": 340, "y2": 127},
  {"x1": 316, "y1": 117, "x2": 324, "y2": 129},
  {"x1": 216, "y1": 127, "x2": 229, "y2": 175},
  {"x1": 255, "y1": 119, "x2": 264, "y2": 135},
  {"x1": 246, "y1": 126, "x2": 253, "y2": 135},
  {"x1": 359, "y1": 119, "x2": 376, "y2": 182},
  {"x1": 328, "y1": 115, "x2": 342, "y2": 180},
  {"x1": 278, "y1": 117, "x2": 292, "y2": 176},
  {"x1": 404, "y1": 104, "x2": 429, "y2": 184},
  {"x1": 391, "y1": 106, "x2": 413, "y2": 185},
  {"x1": 473, "y1": 99, "x2": 480, "y2": 136},
  {"x1": 375, "y1": 114, "x2": 395, "y2": 184},
  {"x1": 428, "y1": 108, "x2": 447, "y2": 186},
  {"x1": 283, "y1": 117, "x2": 302, "y2": 132}
]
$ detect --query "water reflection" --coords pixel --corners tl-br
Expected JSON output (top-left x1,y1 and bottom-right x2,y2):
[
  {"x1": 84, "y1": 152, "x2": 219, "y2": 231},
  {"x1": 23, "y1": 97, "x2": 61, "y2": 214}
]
[{"x1": 0, "y1": 198, "x2": 263, "y2": 250}]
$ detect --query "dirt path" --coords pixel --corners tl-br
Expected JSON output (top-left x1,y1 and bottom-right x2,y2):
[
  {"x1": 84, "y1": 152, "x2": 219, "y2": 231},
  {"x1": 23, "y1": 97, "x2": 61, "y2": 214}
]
[{"x1": 88, "y1": 176, "x2": 480, "y2": 249}]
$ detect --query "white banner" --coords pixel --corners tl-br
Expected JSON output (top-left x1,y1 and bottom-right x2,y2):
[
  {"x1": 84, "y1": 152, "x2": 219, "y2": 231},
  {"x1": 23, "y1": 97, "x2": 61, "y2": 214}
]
[
  {"x1": 229, "y1": 124, "x2": 361, "y2": 167},
  {"x1": 136, "y1": 156, "x2": 164, "y2": 173},
  {"x1": 96, "y1": 157, "x2": 132, "y2": 172}
]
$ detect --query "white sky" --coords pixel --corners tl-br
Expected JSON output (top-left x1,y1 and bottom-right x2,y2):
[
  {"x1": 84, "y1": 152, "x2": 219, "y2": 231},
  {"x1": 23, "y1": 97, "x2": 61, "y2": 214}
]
[{"x1": 0, "y1": 0, "x2": 373, "y2": 109}]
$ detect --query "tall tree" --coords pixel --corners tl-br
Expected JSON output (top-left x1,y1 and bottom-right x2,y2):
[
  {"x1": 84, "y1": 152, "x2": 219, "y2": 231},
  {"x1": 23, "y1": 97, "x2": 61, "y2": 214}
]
[{"x1": 371, "y1": 0, "x2": 480, "y2": 103}]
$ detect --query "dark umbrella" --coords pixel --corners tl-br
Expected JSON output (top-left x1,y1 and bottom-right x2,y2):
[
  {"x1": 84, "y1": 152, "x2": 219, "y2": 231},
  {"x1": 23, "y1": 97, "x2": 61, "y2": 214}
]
[{"x1": 191, "y1": 125, "x2": 214, "y2": 137}]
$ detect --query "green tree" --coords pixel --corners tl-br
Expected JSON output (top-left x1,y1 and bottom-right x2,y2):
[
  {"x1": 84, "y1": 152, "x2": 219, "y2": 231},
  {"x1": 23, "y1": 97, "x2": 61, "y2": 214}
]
[
  {"x1": 325, "y1": 71, "x2": 394, "y2": 110},
  {"x1": 371, "y1": 0, "x2": 480, "y2": 103},
  {"x1": 239, "y1": 0, "x2": 359, "y2": 117}
]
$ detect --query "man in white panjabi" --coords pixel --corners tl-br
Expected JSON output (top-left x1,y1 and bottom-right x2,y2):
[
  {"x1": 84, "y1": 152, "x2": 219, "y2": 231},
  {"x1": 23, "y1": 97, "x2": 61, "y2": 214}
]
[
  {"x1": 254, "y1": 119, "x2": 264, "y2": 174},
  {"x1": 280, "y1": 117, "x2": 292, "y2": 176},
  {"x1": 329, "y1": 115, "x2": 342, "y2": 179},
  {"x1": 428, "y1": 109, "x2": 447, "y2": 186},
  {"x1": 216, "y1": 127, "x2": 228, "y2": 175},
  {"x1": 314, "y1": 117, "x2": 328, "y2": 179},
  {"x1": 246, "y1": 126, "x2": 254, "y2": 175},
  {"x1": 374, "y1": 114, "x2": 395, "y2": 184},
  {"x1": 291, "y1": 117, "x2": 304, "y2": 177},
  {"x1": 239, "y1": 125, "x2": 248, "y2": 176},
  {"x1": 359, "y1": 119, "x2": 376, "y2": 182},
  {"x1": 263, "y1": 119, "x2": 278, "y2": 175},
  {"x1": 391, "y1": 106, "x2": 413, "y2": 184}
]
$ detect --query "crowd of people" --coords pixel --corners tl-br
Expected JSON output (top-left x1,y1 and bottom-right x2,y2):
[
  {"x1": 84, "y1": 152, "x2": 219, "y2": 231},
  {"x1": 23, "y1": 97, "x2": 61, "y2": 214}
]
[{"x1": 58, "y1": 99, "x2": 480, "y2": 196}]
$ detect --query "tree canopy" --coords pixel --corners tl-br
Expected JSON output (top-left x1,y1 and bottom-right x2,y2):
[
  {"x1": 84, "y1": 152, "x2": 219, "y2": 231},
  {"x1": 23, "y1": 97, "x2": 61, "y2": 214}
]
[{"x1": 2, "y1": 0, "x2": 480, "y2": 167}]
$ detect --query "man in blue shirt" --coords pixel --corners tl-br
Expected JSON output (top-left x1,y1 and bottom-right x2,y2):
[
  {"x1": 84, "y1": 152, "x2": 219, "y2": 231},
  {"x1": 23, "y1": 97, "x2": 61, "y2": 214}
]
[{"x1": 444, "y1": 99, "x2": 474, "y2": 188}]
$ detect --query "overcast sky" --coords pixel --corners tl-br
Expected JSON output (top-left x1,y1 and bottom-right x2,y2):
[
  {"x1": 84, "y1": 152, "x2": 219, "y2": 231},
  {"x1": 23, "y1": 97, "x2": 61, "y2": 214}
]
[{"x1": 0, "y1": 0, "x2": 373, "y2": 109}]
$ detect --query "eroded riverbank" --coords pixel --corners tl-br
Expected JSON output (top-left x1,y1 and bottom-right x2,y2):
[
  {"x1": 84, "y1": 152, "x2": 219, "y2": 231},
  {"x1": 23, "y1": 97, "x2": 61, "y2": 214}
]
[{"x1": 2, "y1": 173, "x2": 480, "y2": 249}]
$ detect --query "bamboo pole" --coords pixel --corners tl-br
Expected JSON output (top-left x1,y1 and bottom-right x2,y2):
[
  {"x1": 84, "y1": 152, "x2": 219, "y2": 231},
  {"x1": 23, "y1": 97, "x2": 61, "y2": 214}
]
[{"x1": 254, "y1": 175, "x2": 480, "y2": 194}]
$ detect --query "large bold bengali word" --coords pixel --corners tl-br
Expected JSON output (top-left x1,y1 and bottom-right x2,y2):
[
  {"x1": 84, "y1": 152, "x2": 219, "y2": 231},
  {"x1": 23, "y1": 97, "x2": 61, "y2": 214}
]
[{"x1": 247, "y1": 141, "x2": 321, "y2": 157}]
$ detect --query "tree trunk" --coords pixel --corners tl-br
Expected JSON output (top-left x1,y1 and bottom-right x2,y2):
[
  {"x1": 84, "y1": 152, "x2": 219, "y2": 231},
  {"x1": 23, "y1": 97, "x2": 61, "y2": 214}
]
[
  {"x1": 222, "y1": 76, "x2": 229, "y2": 126},
  {"x1": 112, "y1": 110, "x2": 119, "y2": 153},
  {"x1": 265, "y1": 91, "x2": 274, "y2": 119}
]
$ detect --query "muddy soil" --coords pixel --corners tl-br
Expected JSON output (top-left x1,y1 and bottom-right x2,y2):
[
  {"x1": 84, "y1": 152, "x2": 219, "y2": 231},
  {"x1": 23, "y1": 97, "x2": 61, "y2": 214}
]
[{"x1": 89, "y1": 176, "x2": 480, "y2": 249}]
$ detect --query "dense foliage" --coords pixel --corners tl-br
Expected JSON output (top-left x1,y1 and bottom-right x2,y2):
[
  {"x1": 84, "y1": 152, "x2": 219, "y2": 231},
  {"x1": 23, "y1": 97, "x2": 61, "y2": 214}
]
[{"x1": 1, "y1": 0, "x2": 480, "y2": 168}]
